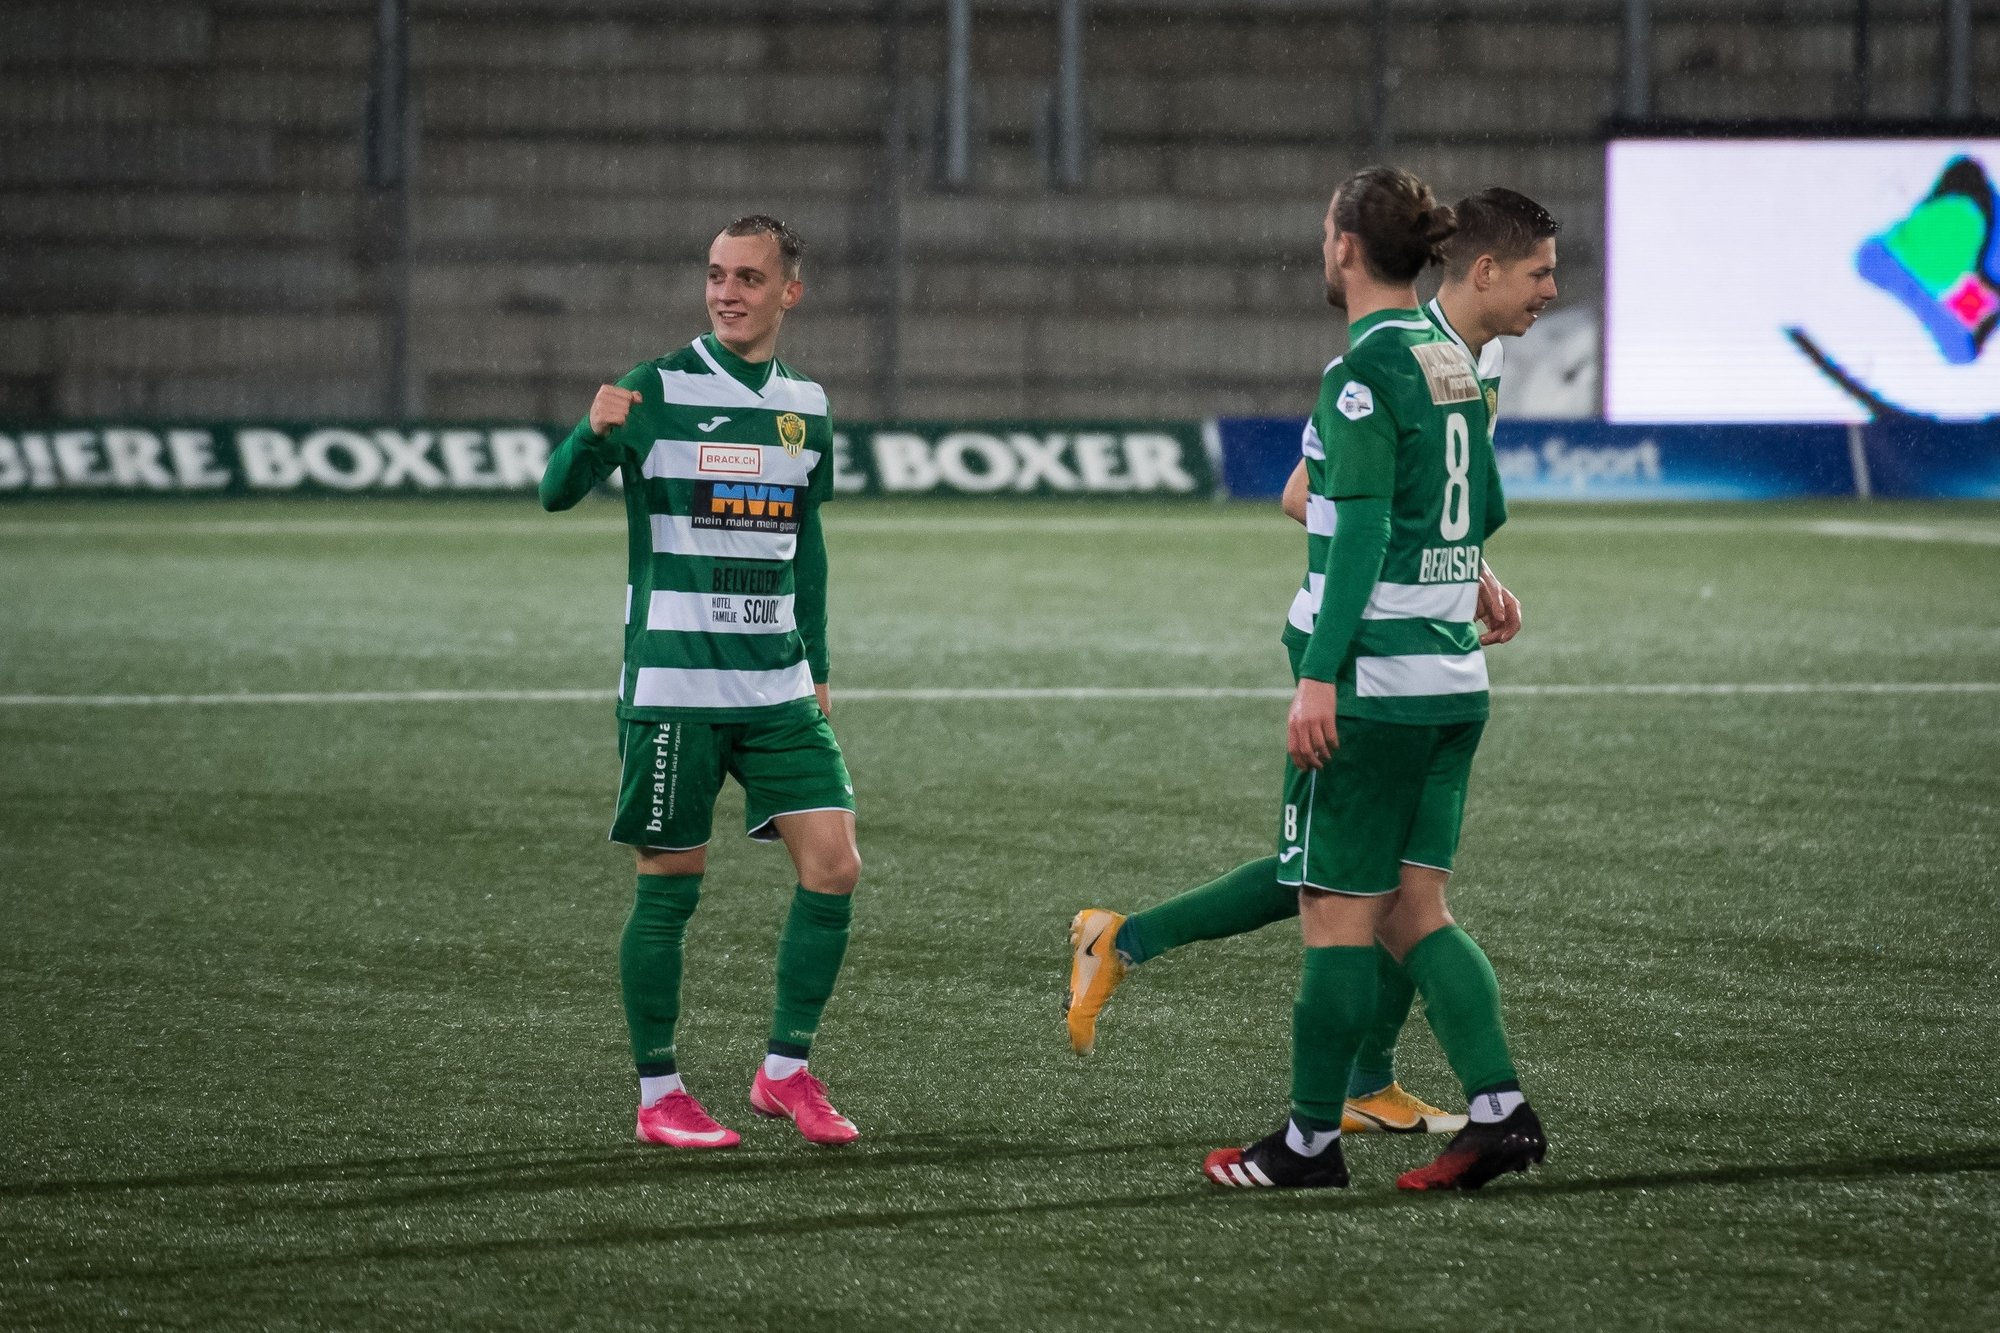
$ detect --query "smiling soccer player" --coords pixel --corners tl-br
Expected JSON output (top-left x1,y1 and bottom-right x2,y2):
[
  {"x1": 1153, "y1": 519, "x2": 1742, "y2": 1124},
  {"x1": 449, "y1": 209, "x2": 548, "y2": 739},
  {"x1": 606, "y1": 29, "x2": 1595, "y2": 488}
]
[
  {"x1": 1070, "y1": 190, "x2": 1558, "y2": 1147},
  {"x1": 540, "y1": 215, "x2": 862, "y2": 1150},
  {"x1": 1073, "y1": 169, "x2": 1546, "y2": 1190}
]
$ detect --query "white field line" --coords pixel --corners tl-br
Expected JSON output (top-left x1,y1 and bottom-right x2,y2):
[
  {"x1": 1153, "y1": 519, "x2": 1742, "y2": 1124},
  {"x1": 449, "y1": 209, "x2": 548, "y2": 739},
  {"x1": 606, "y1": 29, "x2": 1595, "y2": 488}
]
[
  {"x1": 1804, "y1": 520, "x2": 2000, "y2": 545},
  {"x1": 1, "y1": 682, "x2": 1996, "y2": 708},
  {"x1": 4, "y1": 514, "x2": 2000, "y2": 542}
]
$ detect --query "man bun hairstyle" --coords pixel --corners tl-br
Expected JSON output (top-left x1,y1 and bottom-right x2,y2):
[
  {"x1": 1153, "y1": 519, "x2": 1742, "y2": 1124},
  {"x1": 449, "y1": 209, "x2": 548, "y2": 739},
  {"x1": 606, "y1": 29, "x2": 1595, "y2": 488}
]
[
  {"x1": 1442, "y1": 187, "x2": 1560, "y2": 279},
  {"x1": 1333, "y1": 166, "x2": 1457, "y2": 285},
  {"x1": 723, "y1": 213, "x2": 804, "y2": 280}
]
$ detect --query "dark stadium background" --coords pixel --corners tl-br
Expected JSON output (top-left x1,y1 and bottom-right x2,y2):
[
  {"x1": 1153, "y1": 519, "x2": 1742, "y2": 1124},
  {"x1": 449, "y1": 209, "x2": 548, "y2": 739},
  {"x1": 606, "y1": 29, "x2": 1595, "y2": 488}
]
[{"x1": 2, "y1": 5, "x2": 1996, "y2": 1331}]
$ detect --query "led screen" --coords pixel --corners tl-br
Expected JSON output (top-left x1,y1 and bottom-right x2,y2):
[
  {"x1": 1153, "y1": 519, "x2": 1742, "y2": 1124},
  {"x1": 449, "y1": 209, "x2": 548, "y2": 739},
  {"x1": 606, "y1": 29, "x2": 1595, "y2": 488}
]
[{"x1": 1605, "y1": 138, "x2": 2000, "y2": 422}]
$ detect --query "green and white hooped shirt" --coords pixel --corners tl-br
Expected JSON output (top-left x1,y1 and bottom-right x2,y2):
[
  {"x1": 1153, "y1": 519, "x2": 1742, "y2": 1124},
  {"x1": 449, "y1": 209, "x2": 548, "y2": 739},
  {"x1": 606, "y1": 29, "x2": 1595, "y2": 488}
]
[
  {"x1": 1281, "y1": 307, "x2": 1508, "y2": 726},
  {"x1": 544, "y1": 334, "x2": 836, "y2": 724}
]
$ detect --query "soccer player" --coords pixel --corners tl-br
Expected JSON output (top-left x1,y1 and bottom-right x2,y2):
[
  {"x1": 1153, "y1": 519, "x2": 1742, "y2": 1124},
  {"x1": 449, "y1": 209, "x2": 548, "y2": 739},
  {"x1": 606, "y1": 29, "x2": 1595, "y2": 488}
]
[
  {"x1": 540, "y1": 215, "x2": 862, "y2": 1150},
  {"x1": 1066, "y1": 188, "x2": 1559, "y2": 1143},
  {"x1": 1082, "y1": 167, "x2": 1541, "y2": 1189},
  {"x1": 1208, "y1": 167, "x2": 1542, "y2": 1188},
  {"x1": 1283, "y1": 186, "x2": 1559, "y2": 531}
]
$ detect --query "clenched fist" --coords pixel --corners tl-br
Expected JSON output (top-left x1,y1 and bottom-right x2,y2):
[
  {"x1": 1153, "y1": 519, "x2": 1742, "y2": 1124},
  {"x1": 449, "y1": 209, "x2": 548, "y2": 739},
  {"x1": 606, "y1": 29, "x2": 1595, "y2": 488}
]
[{"x1": 589, "y1": 385, "x2": 642, "y2": 436}]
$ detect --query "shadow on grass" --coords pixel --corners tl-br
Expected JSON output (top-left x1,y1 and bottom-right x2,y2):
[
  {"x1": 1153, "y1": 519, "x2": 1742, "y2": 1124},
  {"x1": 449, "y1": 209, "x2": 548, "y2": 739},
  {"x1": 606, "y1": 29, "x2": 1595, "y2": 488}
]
[
  {"x1": 0, "y1": 1146, "x2": 632, "y2": 1200},
  {"x1": 0, "y1": 1132, "x2": 1221, "y2": 1211},
  {"x1": 17, "y1": 1144, "x2": 1997, "y2": 1289},
  {"x1": 1495, "y1": 1145, "x2": 2000, "y2": 1200},
  {"x1": 286, "y1": 1132, "x2": 1228, "y2": 1212}
]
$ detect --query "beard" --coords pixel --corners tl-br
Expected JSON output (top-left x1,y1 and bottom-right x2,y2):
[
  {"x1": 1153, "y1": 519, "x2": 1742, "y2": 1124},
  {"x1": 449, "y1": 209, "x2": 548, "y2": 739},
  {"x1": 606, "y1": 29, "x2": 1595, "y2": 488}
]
[{"x1": 1324, "y1": 279, "x2": 1347, "y2": 310}]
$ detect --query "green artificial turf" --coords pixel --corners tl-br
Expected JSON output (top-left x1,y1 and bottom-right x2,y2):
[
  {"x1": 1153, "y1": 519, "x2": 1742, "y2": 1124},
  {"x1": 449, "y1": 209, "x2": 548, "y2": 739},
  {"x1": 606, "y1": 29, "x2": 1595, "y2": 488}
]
[{"x1": 2, "y1": 498, "x2": 1996, "y2": 1330}]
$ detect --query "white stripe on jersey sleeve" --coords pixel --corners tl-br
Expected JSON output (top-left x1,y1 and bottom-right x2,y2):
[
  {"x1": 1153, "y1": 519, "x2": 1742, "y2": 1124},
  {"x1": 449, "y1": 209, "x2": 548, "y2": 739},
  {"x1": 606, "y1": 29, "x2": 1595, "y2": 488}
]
[
  {"x1": 629, "y1": 662, "x2": 815, "y2": 711},
  {"x1": 1301, "y1": 420, "x2": 1325, "y2": 461}
]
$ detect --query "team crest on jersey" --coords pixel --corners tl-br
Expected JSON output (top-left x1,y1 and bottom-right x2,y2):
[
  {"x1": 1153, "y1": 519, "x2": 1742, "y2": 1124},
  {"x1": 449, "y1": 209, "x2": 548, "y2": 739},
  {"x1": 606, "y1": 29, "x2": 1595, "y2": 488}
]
[
  {"x1": 1410, "y1": 342, "x2": 1481, "y2": 405},
  {"x1": 1336, "y1": 381, "x2": 1374, "y2": 420},
  {"x1": 776, "y1": 412, "x2": 807, "y2": 457}
]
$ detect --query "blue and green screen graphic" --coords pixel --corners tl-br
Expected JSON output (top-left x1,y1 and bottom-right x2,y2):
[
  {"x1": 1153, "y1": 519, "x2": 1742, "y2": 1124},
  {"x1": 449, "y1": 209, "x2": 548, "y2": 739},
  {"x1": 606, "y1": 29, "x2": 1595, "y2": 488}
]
[
  {"x1": 1856, "y1": 156, "x2": 1999, "y2": 368},
  {"x1": 1608, "y1": 139, "x2": 2000, "y2": 424}
]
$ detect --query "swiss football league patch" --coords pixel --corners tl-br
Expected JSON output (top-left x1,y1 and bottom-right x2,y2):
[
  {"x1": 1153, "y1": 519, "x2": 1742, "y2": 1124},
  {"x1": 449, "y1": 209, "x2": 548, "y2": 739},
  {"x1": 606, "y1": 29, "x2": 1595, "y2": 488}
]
[
  {"x1": 776, "y1": 412, "x2": 808, "y2": 457},
  {"x1": 1336, "y1": 381, "x2": 1375, "y2": 420},
  {"x1": 1409, "y1": 342, "x2": 1481, "y2": 405},
  {"x1": 691, "y1": 481, "x2": 802, "y2": 534}
]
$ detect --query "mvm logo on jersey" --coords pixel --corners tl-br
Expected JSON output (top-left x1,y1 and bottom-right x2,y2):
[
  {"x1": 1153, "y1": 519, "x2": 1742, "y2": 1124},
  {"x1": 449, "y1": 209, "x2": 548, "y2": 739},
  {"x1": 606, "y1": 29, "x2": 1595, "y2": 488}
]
[{"x1": 692, "y1": 481, "x2": 801, "y2": 534}]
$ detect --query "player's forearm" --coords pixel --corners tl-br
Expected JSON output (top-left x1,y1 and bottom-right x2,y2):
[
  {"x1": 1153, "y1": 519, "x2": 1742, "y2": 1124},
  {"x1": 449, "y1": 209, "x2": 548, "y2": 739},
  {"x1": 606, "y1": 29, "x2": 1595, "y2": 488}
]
[
  {"x1": 795, "y1": 504, "x2": 831, "y2": 684},
  {"x1": 1298, "y1": 496, "x2": 1391, "y2": 682},
  {"x1": 538, "y1": 420, "x2": 619, "y2": 512}
]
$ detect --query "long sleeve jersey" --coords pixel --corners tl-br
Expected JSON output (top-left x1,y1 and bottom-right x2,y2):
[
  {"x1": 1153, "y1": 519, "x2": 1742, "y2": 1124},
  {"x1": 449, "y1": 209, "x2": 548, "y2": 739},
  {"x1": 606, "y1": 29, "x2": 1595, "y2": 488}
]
[{"x1": 1279, "y1": 307, "x2": 1508, "y2": 725}]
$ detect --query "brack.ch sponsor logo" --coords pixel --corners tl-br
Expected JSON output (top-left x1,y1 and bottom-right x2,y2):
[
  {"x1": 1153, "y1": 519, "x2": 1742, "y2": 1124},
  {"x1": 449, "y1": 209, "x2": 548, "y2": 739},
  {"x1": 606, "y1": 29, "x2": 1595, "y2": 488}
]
[{"x1": 697, "y1": 444, "x2": 762, "y2": 477}]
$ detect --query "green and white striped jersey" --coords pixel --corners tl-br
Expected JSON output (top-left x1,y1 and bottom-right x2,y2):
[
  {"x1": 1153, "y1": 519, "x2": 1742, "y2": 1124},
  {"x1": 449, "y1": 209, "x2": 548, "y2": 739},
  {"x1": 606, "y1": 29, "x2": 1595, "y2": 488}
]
[
  {"x1": 544, "y1": 334, "x2": 836, "y2": 723},
  {"x1": 1281, "y1": 306, "x2": 1507, "y2": 725}
]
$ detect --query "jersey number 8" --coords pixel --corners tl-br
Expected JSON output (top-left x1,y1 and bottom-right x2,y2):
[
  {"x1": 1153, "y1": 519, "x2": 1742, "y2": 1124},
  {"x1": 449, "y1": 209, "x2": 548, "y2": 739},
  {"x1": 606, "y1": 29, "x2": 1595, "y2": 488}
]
[{"x1": 1440, "y1": 411, "x2": 1471, "y2": 542}]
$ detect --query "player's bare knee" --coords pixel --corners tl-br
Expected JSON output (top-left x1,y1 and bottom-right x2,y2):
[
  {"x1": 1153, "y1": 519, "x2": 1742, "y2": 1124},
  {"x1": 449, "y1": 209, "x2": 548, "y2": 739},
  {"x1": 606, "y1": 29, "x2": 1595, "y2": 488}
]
[
  {"x1": 804, "y1": 847, "x2": 860, "y2": 894},
  {"x1": 635, "y1": 845, "x2": 707, "y2": 877},
  {"x1": 1379, "y1": 895, "x2": 1454, "y2": 959}
]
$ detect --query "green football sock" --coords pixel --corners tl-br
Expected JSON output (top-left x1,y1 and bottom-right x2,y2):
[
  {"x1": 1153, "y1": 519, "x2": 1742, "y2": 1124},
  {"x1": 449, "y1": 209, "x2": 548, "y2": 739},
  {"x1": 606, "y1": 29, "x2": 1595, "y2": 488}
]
[
  {"x1": 1290, "y1": 944, "x2": 1380, "y2": 1126},
  {"x1": 769, "y1": 885, "x2": 853, "y2": 1058},
  {"x1": 1118, "y1": 856, "x2": 1298, "y2": 964},
  {"x1": 621, "y1": 873, "x2": 702, "y2": 1076},
  {"x1": 1403, "y1": 925, "x2": 1520, "y2": 1099},
  {"x1": 1347, "y1": 944, "x2": 1417, "y2": 1097}
]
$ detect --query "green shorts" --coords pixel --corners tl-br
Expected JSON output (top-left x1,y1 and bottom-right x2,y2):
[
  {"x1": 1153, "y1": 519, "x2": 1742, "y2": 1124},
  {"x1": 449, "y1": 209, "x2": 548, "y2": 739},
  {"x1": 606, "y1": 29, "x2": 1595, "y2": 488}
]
[
  {"x1": 611, "y1": 705, "x2": 855, "y2": 851},
  {"x1": 1276, "y1": 716, "x2": 1484, "y2": 896}
]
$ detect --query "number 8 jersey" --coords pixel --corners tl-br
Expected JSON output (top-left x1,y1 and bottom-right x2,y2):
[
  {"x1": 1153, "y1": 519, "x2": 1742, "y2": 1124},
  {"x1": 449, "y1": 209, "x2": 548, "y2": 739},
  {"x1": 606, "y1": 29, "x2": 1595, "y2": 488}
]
[{"x1": 1280, "y1": 306, "x2": 1507, "y2": 726}]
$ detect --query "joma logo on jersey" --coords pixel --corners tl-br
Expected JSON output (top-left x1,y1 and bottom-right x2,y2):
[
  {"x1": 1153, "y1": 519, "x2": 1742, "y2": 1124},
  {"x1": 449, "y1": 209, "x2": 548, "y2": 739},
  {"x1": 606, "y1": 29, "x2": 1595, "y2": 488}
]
[
  {"x1": 697, "y1": 444, "x2": 761, "y2": 477},
  {"x1": 690, "y1": 481, "x2": 803, "y2": 534}
]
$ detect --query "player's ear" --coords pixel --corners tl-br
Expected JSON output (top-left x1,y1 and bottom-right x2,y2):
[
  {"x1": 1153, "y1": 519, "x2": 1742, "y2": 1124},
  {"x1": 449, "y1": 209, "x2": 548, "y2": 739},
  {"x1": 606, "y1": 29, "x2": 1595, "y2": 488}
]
[{"x1": 781, "y1": 278, "x2": 803, "y2": 310}]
